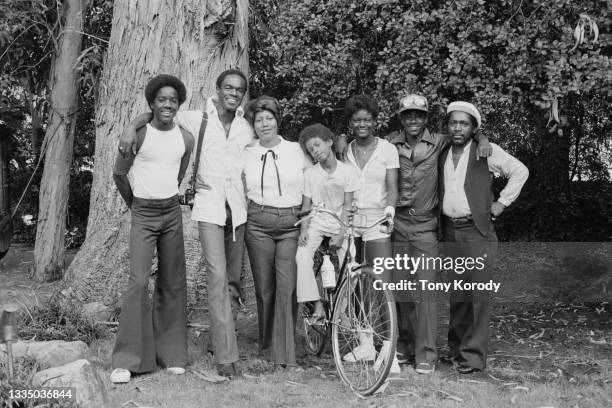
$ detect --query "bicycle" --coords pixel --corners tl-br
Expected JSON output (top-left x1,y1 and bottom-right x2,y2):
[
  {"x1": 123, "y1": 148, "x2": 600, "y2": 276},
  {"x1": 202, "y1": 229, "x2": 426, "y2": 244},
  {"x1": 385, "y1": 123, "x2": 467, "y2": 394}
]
[{"x1": 296, "y1": 206, "x2": 397, "y2": 396}]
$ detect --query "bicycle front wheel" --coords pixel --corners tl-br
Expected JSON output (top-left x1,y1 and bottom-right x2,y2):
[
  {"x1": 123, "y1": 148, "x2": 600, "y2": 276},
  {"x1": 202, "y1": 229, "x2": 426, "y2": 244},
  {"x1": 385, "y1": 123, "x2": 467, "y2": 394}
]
[{"x1": 331, "y1": 267, "x2": 397, "y2": 396}]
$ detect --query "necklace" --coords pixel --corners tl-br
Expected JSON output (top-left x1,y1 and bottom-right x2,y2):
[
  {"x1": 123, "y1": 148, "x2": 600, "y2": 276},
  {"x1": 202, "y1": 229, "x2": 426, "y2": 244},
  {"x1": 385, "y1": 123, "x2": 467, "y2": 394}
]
[
  {"x1": 353, "y1": 138, "x2": 377, "y2": 169},
  {"x1": 354, "y1": 139, "x2": 377, "y2": 155}
]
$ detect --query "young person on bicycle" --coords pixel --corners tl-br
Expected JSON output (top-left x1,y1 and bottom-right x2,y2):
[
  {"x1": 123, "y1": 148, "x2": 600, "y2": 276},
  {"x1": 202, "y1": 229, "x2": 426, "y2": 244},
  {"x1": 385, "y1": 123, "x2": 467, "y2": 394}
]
[{"x1": 295, "y1": 123, "x2": 360, "y2": 324}]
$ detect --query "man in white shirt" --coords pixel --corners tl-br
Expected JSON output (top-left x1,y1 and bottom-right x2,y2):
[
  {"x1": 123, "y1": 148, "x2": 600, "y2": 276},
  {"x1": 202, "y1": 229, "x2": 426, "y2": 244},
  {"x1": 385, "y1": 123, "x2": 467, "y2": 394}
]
[
  {"x1": 119, "y1": 70, "x2": 253, "y2": 378},
  {"x1": 439, "y1": 101, "x2": 528, "y2": 374}
]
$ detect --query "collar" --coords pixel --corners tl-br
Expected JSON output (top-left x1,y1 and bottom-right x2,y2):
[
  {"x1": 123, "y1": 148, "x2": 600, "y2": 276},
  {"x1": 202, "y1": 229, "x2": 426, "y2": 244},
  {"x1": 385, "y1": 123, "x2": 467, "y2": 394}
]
[
  {"x1": 389, "y1": 128, "x2": 435, "y2": 146},
  {"x1": 206, "y1": 96, "x2": 245, "y2": 118},
  {"x1": 450, "y1": 140, "x2": 473, "y2": 159},
  {"x1": 348, "y1": 137, "x2": 385, "y2": 166}
]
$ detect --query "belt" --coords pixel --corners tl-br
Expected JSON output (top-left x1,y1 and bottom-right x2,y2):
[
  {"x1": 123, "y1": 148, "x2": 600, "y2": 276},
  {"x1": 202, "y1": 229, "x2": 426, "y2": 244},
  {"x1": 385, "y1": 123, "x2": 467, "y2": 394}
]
[
  {"x1": 443, "y1": 214, "x2": 473, "y2": 224},
  {"x1": 248, "y1": 200, "x2": 300, "y2": 215},
  {"x1": 397, "y1": 207, "x2": 435, "y2": 217}
]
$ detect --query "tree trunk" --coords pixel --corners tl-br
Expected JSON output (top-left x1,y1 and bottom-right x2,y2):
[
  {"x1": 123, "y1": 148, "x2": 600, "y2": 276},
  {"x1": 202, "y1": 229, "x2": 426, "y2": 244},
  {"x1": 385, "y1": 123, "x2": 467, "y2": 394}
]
[
  {"x1": 0, "y1": 122, "x2": 9, "y2": 217},
  {"x1": 33, "y1": 0, "x2": 86, "y2": 281},
  {"x1": 62, "y1": 0, "x2": 249, "y2": 307}
]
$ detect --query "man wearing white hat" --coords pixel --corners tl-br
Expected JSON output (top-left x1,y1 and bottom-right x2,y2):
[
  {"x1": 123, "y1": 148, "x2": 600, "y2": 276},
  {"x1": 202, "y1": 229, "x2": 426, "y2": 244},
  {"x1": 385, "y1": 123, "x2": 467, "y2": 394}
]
[
  {"x1": 386, "y1": 95, "x2": 492, "y2": 375},
  {"x1": 439, "y1": 101, "x2": 529, "y2": 374}
]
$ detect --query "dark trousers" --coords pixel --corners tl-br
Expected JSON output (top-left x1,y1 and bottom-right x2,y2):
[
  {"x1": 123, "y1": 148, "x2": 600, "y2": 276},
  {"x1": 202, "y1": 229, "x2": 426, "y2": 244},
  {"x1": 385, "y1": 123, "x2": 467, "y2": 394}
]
[
  {"x1": 112, "y1": 196, "x2": 188, "y2": 373},
  {"x1": 245, "y1": 201, "x2": 301, "y2": 365},
  {"x1": 392, "y1": 212, "x2": 439, "y2": 365},
  {"x1": 443, "y1": 218, "x2": 497, "y2": 370}
]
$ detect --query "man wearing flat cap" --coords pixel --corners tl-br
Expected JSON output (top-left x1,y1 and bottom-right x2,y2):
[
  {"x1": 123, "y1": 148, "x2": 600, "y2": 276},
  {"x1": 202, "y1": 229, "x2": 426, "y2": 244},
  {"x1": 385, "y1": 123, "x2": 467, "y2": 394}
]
[
  {"x1": 440, "y1": 101, "x2": 528, "y2": 374},
  {"x1": 386, "y1": 95, "x2": 492, "y2": 375}
]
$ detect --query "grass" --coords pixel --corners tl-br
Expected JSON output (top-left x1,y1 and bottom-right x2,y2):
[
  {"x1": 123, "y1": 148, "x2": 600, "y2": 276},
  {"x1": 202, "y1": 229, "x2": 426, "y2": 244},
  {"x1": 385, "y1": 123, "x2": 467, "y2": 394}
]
[
  {"x1": 1, "y1": 242, "x2": 611, "y2": 407},
  {"x1": 96, "y1": 302, "x2": 611, "y2": 408},
  {"x1": 16, "y1": 298, "x2": 109, "y2": 345}
]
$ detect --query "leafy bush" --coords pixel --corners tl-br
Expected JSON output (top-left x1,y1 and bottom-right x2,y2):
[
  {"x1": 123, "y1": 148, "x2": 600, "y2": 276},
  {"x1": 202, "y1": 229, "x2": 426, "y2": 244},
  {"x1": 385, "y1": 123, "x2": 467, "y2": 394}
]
[{"x1": 250, "y1": 0, "x2": 612, "y2": 241}]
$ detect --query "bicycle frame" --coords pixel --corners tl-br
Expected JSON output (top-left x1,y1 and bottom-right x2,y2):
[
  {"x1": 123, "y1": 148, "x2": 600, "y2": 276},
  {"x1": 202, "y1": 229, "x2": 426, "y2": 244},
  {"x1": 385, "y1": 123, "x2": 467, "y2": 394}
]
[{"x1": 299, "y1": 206, "x2": 389, "y2": 329}]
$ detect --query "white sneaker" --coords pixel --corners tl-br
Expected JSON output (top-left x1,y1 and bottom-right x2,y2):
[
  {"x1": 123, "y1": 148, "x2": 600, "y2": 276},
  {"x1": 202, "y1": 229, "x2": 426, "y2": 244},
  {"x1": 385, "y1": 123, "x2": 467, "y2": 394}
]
[
  {"x1": 415, "y1": 362, "x2": 435, "y2": 374},
  {"x1": 110, "y1": 368, "x2": 130, "y2": 384},
  {"x1": 373, "y1": 340, "x2": 401, "y2": 374},
  {"x1": 167, "y1": 367, "x2": 186, "y2": 375},
  {"x1": 343, "y1": 330, "x2": 376, "y2": 362}
]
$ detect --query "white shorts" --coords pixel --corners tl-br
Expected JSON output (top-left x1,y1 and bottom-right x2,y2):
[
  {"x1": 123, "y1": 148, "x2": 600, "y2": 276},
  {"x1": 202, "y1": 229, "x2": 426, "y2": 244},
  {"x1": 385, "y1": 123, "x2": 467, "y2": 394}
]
[{"x1": 353, "y1": 207, "x2": 390, "y2": 241}]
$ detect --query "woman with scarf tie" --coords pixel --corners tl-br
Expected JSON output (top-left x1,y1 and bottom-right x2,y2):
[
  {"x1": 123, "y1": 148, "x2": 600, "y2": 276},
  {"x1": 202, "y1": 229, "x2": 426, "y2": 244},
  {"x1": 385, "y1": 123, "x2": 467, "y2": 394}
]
[{"x1": 243, "y1": 96, "x2": 308, "y2": 368}]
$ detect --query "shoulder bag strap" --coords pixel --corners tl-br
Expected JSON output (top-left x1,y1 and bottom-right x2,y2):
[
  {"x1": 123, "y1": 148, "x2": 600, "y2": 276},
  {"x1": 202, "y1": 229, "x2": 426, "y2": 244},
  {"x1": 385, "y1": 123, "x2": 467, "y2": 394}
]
[{"x1": 190, "y1": 111, "x2": 208, "y2": 190}]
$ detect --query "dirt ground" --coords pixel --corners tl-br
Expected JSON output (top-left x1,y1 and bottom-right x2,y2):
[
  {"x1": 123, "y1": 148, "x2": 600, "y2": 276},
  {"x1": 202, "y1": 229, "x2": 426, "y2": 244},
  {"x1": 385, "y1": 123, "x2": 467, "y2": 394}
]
[{"x1": 1, "y1": 243, "x2": 611, "y2": 407}]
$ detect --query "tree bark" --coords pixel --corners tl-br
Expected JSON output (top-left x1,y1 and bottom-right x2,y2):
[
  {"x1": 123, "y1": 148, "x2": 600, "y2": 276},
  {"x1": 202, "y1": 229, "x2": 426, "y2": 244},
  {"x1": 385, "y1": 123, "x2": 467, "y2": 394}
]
[
  {"x1": 62, "y1": 0, "x2": 249, "y2": 307},
  {"x1": 0, "y1": 122, "x2": 10, "y2": 217},
  {"x1": 33, "y1": 0, "x2": 86, "y2": 281}
]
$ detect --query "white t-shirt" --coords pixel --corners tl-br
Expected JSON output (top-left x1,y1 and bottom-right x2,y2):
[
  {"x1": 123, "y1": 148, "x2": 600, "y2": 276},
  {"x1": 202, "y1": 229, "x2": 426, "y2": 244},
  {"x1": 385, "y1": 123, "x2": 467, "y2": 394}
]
[
  {"x1": 304, "y1": 161, "x2": 360, "y2": 228},
  {"x1": 244, "y1": 137, "x2": 307, "y2": 207},
  {"x1": 130, "y1": 124, "x2": 185, "y2": 199},
  {"x1": 346, "y1": 138, "x2": 400, "y2": 210}
]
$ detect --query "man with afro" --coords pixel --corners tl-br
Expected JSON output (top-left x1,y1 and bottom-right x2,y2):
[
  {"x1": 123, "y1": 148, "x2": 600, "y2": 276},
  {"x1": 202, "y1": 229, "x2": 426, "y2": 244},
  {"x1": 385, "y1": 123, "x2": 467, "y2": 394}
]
[
  {"x1": 118, "y1": 69, "x2": 253, "y2": 378},
  {"x1": 110, "y1": 74, "x2": 194, "y2": 384}
]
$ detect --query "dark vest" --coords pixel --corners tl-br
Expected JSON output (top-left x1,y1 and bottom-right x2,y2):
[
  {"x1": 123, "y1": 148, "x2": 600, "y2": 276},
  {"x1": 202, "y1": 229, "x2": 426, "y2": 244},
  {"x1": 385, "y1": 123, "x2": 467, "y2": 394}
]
[{"x1": 438, "y1": 142, "x2": 494, "y2": 236}]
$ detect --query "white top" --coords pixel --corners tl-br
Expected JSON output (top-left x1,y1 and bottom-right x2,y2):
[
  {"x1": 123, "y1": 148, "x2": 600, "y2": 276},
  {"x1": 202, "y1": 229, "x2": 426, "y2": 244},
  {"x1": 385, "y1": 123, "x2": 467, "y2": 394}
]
[
  {"x1": 346, "y1": 138, "x2": 400, "y2": 210},
  {"x1": 244, "y1": 137, "x2": 308, "y2": 207},
  {"x1": 130, "y1": 124, "x2": 185, "y2": 199},
  {"x1": 304, "y1": 161, "x2": 360, "y2": 228},
  {"x1": 175, "y1": 98, "x2": 255, "y2": 228},
  {"x1": 442, "y1": 141, "x2": 529, "y2": 217}
]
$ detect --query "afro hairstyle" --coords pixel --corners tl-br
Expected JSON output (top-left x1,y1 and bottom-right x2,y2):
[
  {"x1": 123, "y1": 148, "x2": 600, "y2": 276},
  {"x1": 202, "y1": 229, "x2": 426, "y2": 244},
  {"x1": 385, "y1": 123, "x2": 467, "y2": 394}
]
[{"x1": 145, "y1": 74, "x2": 187, "y2": 106}]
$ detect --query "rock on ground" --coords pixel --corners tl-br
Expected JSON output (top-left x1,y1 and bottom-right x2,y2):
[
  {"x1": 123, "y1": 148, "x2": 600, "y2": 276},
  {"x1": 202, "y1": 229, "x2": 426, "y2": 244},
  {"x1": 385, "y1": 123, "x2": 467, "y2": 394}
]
[
  {"x1": 32, "y1": 359, "x2": 109, "y2": 408},
  {"x1": 1, "y1": 340, "x2": 89, "y2": 367}
]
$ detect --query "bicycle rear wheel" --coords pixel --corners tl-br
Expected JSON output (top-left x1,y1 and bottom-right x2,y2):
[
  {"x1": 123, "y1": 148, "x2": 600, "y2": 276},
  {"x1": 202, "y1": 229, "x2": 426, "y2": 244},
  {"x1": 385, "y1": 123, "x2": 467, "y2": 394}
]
[
  {"x1": 302, "y1": 301, "x2": 329, "y2": 356},
  {"x1": 331, "y1": 266, "x2": 397, "y2": 396}
]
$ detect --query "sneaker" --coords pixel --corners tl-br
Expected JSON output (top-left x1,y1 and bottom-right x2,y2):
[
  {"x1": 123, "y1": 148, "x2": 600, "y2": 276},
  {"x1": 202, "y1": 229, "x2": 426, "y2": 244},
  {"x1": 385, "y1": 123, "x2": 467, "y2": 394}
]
[
  {"x1": 396, "y1": 352, "x2": 409, "y2": 364},
  {"x1": 373, "y1": 340, "x2": 401, "y2": 374},
  {"x1": 415, "y1": 362, "x2": 435, "y2": 374},
  {"x1": 343, "y1": 329, "x2": 375, "y2": 362},
  {"x1": 167, "y1": 367, "x2": 186, "y2": 375},
  {"x1": 110, "y1": 368, "x2": 130, "y2": 384}
]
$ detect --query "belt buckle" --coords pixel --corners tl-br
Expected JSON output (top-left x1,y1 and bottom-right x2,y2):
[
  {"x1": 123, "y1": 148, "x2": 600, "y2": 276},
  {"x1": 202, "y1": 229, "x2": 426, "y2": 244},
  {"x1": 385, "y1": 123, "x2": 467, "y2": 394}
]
[{"x1": 408, "y1": 208, "x2": 416, "y2": 216}]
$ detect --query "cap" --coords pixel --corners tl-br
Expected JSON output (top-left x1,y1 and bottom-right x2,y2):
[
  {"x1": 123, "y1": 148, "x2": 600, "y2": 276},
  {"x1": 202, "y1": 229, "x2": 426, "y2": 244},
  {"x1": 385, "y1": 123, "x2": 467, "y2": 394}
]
[
  {"x1": 447, "y1": 101, "x2": 481, "y2": 128},
  {"x1": 398, "y1": 94, "x2": 428, "y2": 114}
]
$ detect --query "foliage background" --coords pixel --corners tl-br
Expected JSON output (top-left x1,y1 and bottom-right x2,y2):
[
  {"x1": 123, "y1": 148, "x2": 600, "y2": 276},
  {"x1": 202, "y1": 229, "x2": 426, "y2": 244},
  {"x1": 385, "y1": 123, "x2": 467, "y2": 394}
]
[
  {"x1": 249, "y1": 0, "x2": 612, "y2": 241},
  {"x1": 1, "y1": 0, "x2": 611, "y2": 245}
]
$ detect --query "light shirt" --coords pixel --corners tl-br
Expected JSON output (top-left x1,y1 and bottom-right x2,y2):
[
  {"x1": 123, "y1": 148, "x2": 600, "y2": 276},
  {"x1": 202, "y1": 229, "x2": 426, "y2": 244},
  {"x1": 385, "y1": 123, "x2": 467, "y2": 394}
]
[
  {"x1": 304, "y1": 161, "x2": 360, "y2": 229},
  {"x1": 346, "y1": 138, "x2": 400, "y2": 210},
  {"x1": 129, "y1": 124, "x2": 185, "y2": 199},
  {"x1": 175, "y1": 98, "x2": 254, "y2": 228},
  {"x1": 442, "y1": 141, "x2": 529, "y2": 217},
  {"x1": 244, "y1": 137, "x2": 307, "y2": 207}
]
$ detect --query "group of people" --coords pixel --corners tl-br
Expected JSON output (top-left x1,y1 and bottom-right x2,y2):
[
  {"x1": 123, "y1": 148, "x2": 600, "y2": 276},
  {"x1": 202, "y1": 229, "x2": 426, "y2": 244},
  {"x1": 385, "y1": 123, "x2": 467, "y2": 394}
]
[{"x1": 109, "y1": 69, "x2": 529, "y2": 384}]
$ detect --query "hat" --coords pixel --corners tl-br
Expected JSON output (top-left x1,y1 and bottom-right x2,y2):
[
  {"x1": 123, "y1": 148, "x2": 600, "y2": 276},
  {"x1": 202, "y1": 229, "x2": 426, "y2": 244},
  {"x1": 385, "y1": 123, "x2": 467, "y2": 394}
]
[
  {"x1": 447, "y1": 101, "x2": 481, "y2": 128},
  {"x1": 398, "y1": 94, "x2": 428, "y2": 113}
]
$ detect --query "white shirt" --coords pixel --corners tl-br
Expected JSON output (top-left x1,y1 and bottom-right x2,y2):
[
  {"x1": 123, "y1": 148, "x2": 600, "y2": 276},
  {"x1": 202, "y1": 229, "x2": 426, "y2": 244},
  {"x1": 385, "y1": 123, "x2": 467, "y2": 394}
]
[
  {"x1": 244, "y1": 138, "x2": 307, "y2": 207},
  {"x1": 175, "y1": 98, "x2": 254, "y2": 228},
  {"x1": 346, "y1": 138, "x2": 400, "y2": 210},
  {"x1": 304, "y1": 161, "x2": 360, "y2": 228},
  {"x1": 442, "y1": 141, "x2": 529, "y2": 217},
  {"x1": 130, "y1": 124, "x2": 184, "y2": 199}
]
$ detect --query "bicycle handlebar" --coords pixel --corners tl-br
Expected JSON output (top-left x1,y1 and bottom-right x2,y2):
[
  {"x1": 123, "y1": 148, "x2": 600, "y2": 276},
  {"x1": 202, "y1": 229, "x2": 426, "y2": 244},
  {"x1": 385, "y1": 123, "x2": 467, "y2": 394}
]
[{"x1": 295, "y1": 206, "x2": 391, "y2": 230}]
